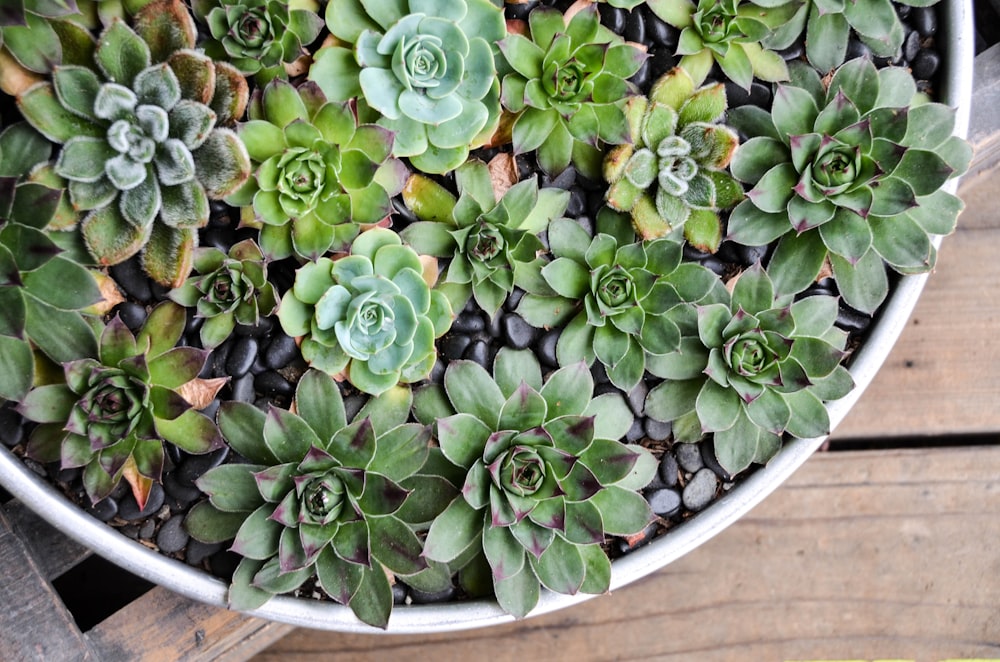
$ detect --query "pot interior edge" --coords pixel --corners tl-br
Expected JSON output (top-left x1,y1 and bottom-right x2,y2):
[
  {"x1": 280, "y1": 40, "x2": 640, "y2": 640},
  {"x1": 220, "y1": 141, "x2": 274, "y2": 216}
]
[{"x1": 0, "y1": 0, "x2": 976, "y2": 634}]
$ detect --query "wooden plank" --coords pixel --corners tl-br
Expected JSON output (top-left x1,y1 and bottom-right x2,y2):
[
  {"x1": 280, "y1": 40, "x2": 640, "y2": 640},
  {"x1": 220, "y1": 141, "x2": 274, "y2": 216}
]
[
  {"x1": 85, "y1": 585, "x2": 295, "y2": 662},
  {"x1": 833, "y1": 169, "x2": 1000, "y2": 438},
  {"x1": 253, "y1": 446, "x2": 1000, "y2": 661},
  {"x1": 3, "y1": 500, "x2": 91, "y2": 581},
  {"x1": 0, "y1": 509, "x2": 97, "y2": 662}
]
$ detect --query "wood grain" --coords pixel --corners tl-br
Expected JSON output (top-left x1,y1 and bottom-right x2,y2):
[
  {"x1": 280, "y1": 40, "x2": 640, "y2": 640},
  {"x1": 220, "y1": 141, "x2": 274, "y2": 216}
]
[
  {"x1": 84, "y1": 586, "x2": 294, "y2": 662},
  {"x1": 254, "y1": 446, "x2": 1000, "y2": 661},
  {"x1": 0, "y1": 508, "x2": 96, "y2": 661}
]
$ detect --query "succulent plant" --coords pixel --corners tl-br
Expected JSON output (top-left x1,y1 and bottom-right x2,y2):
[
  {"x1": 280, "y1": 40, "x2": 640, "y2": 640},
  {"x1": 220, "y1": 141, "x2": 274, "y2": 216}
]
[
  {"x1": 277, "y1": 228, "x2": 453, "y2": 395},
  {"x1": 516, "y1": 210, "x2": 724, "y2": 391},
  {"x1": 225, "y1": 79, "x2": 404, "y2": 260},
  {"x1": 19, "y1": 302, "x2": 223, "y2": 507},
  {"x1": 184, "y1": 370, "x2": 454, "y2": 628},
  {"x1": 167, "y1": 238, "x2": 278, "y2": 348},
  {"x1": 418, "y1": 348, "x2": 657, "y2": 618},
  {"x1": 499, "y1": 4, "x2": 645, "y2": 178},
  {"x1": 799, "y1": 0, "x2": 943, "y2": 73},
  {"x1": 0, "y1": 121, "x2": 103, "y2": 400},
  {"x1": 16, "y1": 2, "x2": 252, "y2": 286},
  {"x1": 646, "y1": 0, "x2": 801, "y2": 90},
  {"x1": 399, "y1": 160, "x2": 570, "y2": 318},
  {"x1": 726, "y1": 59, "x2": 972, "y2": 313},
  {"x1": 308, "y1": 0, "x2": 505, "y2": 174},
  {"x1": 191, "y1": 0, "x2": 323, "y2": 82},
  {"x1": 603, "y1": 67, "x2": 743, "y2": 252},
  {"x1": 644, "y1": 265, "x2": 855, "y2": 474},
  {"x1": 0, "y1": 0, "x2": 84, "y2": 74}
]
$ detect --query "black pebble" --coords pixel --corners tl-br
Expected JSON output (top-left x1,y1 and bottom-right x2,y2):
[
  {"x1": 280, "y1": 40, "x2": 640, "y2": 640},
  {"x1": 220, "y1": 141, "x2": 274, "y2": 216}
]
[
  {"x1": 114, "y1": 302, "x2": 147, "y2": 332},
  {"x1": 226, "y1": 337, "x2": 258, "y2": 378},
  {"x1": 117, "y1": 483, "x2": 165, "y2": 520},
  {"x1": 725, "y1": 81, "x2": 772, "y2": 109},
  {"x1": 392, "y1": 582, "x2": 408, "y2": 605},
  {"x1": 451, "y1": 311, "x2": 485, "y2": 334},
  {"x1": 646, "y1": 488, "x2": 682, "y2": 517},
  {"x1": 463, "y1": 338, "x2": 491, "y2": 369},
  {"x1": 264, "y1": 333, "x2": 298, "y2": 369},
  {"x1": 186, "y1": 539, "x2": 223, "y2": 566},
  {"x1": 230, "y1": 372, "x2": 256, "y2": 402},
  {"x1": 626, "y1": 380, "x2": 647, "y2": 417},
  {"x1": 910, "y1": 6, "x2": 936, "y2": 37},
  {"x1": 210, "y1": 340, "x2": 233, "y2": 378},
  {"x1": 255, "y1": 370, "x2": 294, "y2": 396},
  {"x1": 644, "y1": 416, "x2": 672, "y2": 442},
  {"x1": 408, "y1": 585, "x2": 456, "y2": 604},
  {"x1": 235, "y1": 317, "x2": 274, "y2": 337},
  {"x1": 625, "y1": 417, "x2": 645, "y2": 443},
  {"x1": 502, "y1": 314, "x2": 537, "y2": 350},
  {"x1": 903, "y1": 29, "x2": 921, "y2": 62},
  {"x1": 912, "y1": 50, "x2": 940, "y2": 80},
  {"x1": 139, "y1": 519, "x2": 156, "y2": 540},
  {"x1": 836, "y1": 305, "x2": 871, "y2": 334},
  {"x1": 156, "y1": 516, "x2": 189, "y2": 553},
  {"x1": 537, "y1": 329, "x2": 560, "y2": 367},
  {"x1": 624, "y1": 9, "x2": 645, "y2": 44},
  {"x1": 163, "y1": 472, "x2": 203, "y2": 505},
  {"x1": 643, "y1": 7, "x2": 677, "y2": 50},
  {"x1": 441, "y1": 333, "x2": 472, "y2": 361},
  {"x1": 110, "y1": 258, "x2": 153, "y2": 302},
  {"x1": 176, "y1": 447, "x2": 229, "y2": 487},
  {"x1": 598, "y1": 4, "x2": 626, "y2": 34},
  {"x1": 86, "y1": 497, "x2": 118, "y2": 522},
  {"x1": 657, "y1": 452, "x2": 679, "y2": 487},
  {"x1": 845, "y1": 39, "x2": 873, "y2": 63},
  {"x1": 0, "y1": 403, "x2": 25, "y2": 448}
]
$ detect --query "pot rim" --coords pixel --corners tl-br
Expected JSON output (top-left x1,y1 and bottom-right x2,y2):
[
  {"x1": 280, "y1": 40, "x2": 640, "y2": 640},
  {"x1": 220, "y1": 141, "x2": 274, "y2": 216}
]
[{"x1": 0, "y1": 0, "x2": 974, "y2": 634}]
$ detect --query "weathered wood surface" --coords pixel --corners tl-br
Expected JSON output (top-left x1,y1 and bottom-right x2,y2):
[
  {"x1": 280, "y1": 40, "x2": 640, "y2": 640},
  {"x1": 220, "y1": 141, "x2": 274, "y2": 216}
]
[
  {"x1": 0, "y1": 497, "x2": 294, "y2": 662},
  {"x1": 255, "y1": 446, "x2": 1000, "y2": 661}
]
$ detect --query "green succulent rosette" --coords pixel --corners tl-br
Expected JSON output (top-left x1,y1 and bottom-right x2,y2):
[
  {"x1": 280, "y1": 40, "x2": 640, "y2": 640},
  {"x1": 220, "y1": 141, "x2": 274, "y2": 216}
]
[
  {"x1": 399, "y1": 160, "x2": 570, "y2": 318},
  {"x1": 277, "y1": 228, "x2": 454, "y2": 395},
  {"x1": 727, "y1": 59, "x2": 973, "y2": 313},
  {"x1": 646, "y1": 0, "x2": 801, "y2": 90},
  {"x1": 226, "y1": 79, "x2": 404, "y2": 260},
  {"x1": 604, "y1": 67, "x2": 743, "y2": 252},
  {"x1": 517, "y1": 211, "x2": 724, "y2": 392},
  {"x1": 498, "y1": 4, "x2": 645, "y2": 178},
  {"x1": 798, "y1": 0, "x2": 943, "y2": 73},
  {"x1": 192, "y1": 0, "x2": 323, "y2": 82},
  {"x1": 417, "y1": 349, "x2": 656, "y2": 618},
  {"x1": 308, "y1": 0, "x2": 505, "y2": 174},
  {"x1": 15, "y1": 3, "x2": 252, "y2": 286},
  {"x1": 644, "y1": 265, "x2": 855, "y2": 474},
  {"x1": 167, "y1": 238, "x2": 278, "y2": 348},
  {"x1": 0, "y1": 122, "x2": 103, "y2": 401},
  {"x1": 18, "y1": 302, "x2": 223, "y2": 506},
  {"x1": 184, "y1": 371, "x2": 455, "y2": 628}
]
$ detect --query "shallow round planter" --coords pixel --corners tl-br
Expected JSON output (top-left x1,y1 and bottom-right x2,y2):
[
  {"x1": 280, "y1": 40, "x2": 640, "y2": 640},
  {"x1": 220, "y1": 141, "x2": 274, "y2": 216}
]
[{"x1": 0, "y1": 0, "x2": 975, "y2": 634}]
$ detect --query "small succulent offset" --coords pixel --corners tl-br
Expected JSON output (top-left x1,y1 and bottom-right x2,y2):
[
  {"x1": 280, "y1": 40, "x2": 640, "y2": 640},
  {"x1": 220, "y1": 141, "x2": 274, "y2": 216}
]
[
  {"x1": 499, "y1": 5, "x2": 645, "y2": 178},
  {"x1": 16, "y1": 3, "x2": 251, "y2": 286},
  {"x1": 184, "y1": 370, "x2": 451, "y2": 628},
  {"x1": 226, "y1": 80, "x2": 402, "y2": 260},
  {"x1": 420, "y1": 349, "x2": 656, "y2": 618},
  {"x1": 799, "y1": 0, "x2": 944, "y2": 73},
  {"x1": 18, "y1": 302, "x2": 223, "y2": 507},
  {"x1": 727, "y1": 59, "x2": 972, "y2": 313},
  {"x1": 644, "y1": 265, "x2": 855, "y2": 475},
  {"x1": 517, "y1": 212, "x2": 724, "y2": 391},
  {"x1": 309, "y1": 0, "x2": 505, "y2": 174},
  {"x1": 0, "y1": 122, "x2": 103, "y2": 401},
  {"x1": 191, "y1": 0, "x2": 323, "y2": 82},
  {"x1": 277, "y1": 228, "x2": 454, "y2": 395},
  {"x1": 399, "y1": 160, "x2": 570, "y2": 318},
  {"x1": 167, "y1": 239, "x2": 278, "y2": 349},
  {"x1": 646, "y1": 0, "x2": 801, "y2": 90},
  {"x1": 604, "y1": 67, "x2": 743, "y2": 252}
]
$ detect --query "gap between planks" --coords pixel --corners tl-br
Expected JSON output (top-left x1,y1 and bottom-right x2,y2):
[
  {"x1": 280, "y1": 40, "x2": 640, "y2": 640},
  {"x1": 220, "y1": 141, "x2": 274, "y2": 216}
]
[{"x1": 253, "y1": 445, "x2": 1000, "y2": 662}]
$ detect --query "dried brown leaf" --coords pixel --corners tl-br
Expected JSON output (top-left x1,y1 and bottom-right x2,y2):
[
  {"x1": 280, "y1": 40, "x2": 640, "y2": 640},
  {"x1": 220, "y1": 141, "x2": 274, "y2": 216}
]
[
  {"x1": 178, "y1": 377, "x2": 229, "y2": 410},
  {"x1": 0, "y1": 48, "x2": 43, "y2": 96},
  {"x1": 488, "y1": 153, "x2": 518, "y2": 201},
  {"x1": 87, "y1": 271, "x2": 126, "y2": 316}
]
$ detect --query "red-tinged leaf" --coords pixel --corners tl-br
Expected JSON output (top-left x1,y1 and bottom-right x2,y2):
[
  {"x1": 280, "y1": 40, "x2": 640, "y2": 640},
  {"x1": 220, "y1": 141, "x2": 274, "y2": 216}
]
[{"x1": 122, "y1": 454, "x2": 154, "y2": 511}]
